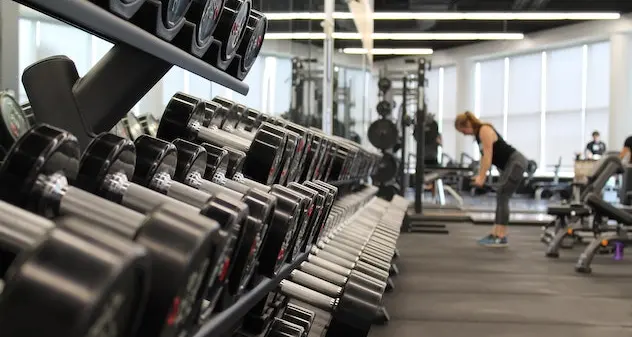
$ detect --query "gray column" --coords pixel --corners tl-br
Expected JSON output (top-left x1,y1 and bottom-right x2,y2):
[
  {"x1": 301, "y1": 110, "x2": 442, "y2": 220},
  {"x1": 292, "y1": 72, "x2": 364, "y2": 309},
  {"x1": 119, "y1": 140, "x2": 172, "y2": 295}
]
[
  {"x1": 321, "y1": 0, "x2": 335, "y2": 134},
  {"x1": 0, "y1": 2, "x2": 20, "y2": 95},
  {"x1": 608, "y1": 33, "x2": 632, "y2": 149},
  {"x1": 455, "y1": 58, "x2": 473, "y2": 157}
]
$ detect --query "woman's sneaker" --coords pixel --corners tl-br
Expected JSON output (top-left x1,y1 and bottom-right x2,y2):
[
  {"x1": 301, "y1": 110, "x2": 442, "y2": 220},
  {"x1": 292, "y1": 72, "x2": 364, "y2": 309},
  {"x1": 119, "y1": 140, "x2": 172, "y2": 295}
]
[{"x1": 477, "y1": 234, "x2": 508, "y2": 247}]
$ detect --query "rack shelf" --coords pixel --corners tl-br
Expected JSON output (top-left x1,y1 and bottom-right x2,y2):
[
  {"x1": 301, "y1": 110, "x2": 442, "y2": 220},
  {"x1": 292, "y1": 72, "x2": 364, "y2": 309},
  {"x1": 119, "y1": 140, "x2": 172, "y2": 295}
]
[
  {"x1": 14, "y1": 0, "x2": 248, "y2": 95},
  {"x1": 190, "y1": 252, "x2": 309, "y2": 337}
]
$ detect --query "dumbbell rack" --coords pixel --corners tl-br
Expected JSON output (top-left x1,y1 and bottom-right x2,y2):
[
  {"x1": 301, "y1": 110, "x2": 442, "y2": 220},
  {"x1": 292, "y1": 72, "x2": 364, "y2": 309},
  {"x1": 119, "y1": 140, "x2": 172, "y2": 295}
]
[
  {"x1": 13, "y1": 0, "x2": 248, "y2": 150},
  {"x1": 190, "y1": 253, "x2": 309, "y2": 337}
]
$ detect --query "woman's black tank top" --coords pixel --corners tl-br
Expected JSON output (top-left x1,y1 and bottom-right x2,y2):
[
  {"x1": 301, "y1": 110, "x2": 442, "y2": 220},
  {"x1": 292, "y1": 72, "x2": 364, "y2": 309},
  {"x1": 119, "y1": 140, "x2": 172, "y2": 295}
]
[{"x1": 475, "y1": 125, "x2": 516, "y2": 170}]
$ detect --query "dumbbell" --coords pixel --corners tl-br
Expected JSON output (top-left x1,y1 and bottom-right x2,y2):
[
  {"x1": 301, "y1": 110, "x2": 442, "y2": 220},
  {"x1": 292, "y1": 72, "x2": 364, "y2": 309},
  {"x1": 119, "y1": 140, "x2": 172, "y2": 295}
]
[
  {"x1": 194, "y1": 142, "x2": 307, "y2": 279},
  {"x1": 214, "y1": 104, "x2": 314, "y2": 184},
  {"x1": 280, "y1": 303, "x2": 316, "y2": 337},
  {"x1": 170, "y1": 139, "x2": 275, "y2": 306},
  {"x1": 278, "y1": 278, "x2": 377, "y2": 337},
  {"x1": 203, "y1": 0, "x2": 252, "y2": 70},
  {"x1": 265, "y1": 317, "x2": 305, "y2": 337},
  {"x1": 227, "y1": 10, "x2": 267, "y2": 80},
  {"x1": 299, "y1": 131, "x2": 325, "y2": 182},
  {"x1": 0, "y1": 125, "x2": 222, "y2": 337},
  {"x1": 196, "y1": 140, "x2": 334, "y2": 262},
  {"x1": 74, "y1": 132, "x2": 247, "y2": 317},
  {"x1": 157, "y1": 92, "x2": 287, "y2": 185},
  {"x1": 0, "y1": 200, "x2": 149, "y2": 337},
  {"x1": 203, "y1": 97, "x2": 303, "y2": 185},
  {"x1": 182, "y1": 0, "x2": 225, "y2": 57}
]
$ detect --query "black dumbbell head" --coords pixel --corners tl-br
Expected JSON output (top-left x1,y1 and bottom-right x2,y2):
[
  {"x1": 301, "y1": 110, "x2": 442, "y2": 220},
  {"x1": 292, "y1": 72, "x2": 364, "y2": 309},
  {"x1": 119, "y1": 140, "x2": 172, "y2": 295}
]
[
  {"x1": 223, "y1": 146, "x2": 246, "y2": 178},
  {"x1": 172, "y1": 139, "x2": 208, "y2": 182},
  {"x1": 162, "y1": 0, "x2": 194, "y2": 29},
  {"x1": 238, "y1": 10, "x2": 267, "y2": 73},
  {"x1": 132, "y1": 135, "x2": 178, "y2": 186},
  {"x1": 158, "y1": 92, "x2": 209, "y2": 142},
  {"x1": 77, "y1": 133, "x2": 136, "y2": 196},
  {"x1": 200, "y1": 143, "x2": 230, "y2": 179},
  {"x1": 213, "y1": 0, "x2": 252, "y2": 61},
  {"x1": 187, "y1": 0, "x2": 225, "y2": 47},
  {"x1": 0, "y1": 124, "x2": 80, "y2": 210}
]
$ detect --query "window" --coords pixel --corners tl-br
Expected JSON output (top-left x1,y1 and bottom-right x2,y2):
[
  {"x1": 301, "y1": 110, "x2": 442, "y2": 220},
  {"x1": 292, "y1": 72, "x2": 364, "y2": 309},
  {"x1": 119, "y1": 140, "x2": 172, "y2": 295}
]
[
  {"x1": 585, "y1": 42, "x2": 610, "y2": 143},
  {"x1": 187, "y1": 72, "x2": 212, "y2": 101},
  {"x1": 37, "y1": 21, "x2": 91, "y2": 76},
  {"x1": 506, "y1": 53, "x2": 542, "y2": 165},
  {"x1": 18, "y1": 19, "x2": 36, "y2": 103},
  {"x1": 232, "y1": 57, "x2": 264, "y2": 110},
  {"x1": 274, "y1": 57, "x2": 292, "y2": 115},
  {"x1": 161, "y1": 67, "x2": 186, "y2": 106},
  {"x1": 441, "y1": 66, "x2": 457, "y2": 159},
  {"x1": 473, "y1": 58, "x2": 505, "y2": 160},
  {"x1": 545, "y1": 46, "x2": 583, "y2": 169}
]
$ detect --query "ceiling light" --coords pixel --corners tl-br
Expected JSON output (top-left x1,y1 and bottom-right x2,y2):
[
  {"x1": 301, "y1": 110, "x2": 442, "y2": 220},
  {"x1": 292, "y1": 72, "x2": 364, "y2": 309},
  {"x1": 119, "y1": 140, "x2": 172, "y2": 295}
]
[
  {"x1": 264, "y1": 32, "x2": 523, "y2": 40},
  {"x1": 342, "y1": 48, "x2": 434, "y2": 55},
  {"x1": 264, "y1": 12, "x2": 620, "y2": 21}
]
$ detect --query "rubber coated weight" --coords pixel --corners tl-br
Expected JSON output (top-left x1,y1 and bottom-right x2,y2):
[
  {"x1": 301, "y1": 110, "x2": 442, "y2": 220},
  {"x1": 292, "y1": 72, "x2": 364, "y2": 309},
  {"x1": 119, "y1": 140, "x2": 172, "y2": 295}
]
[
  {"x1": 90, "y1": 0, "x2": 146, "y2": 19},
  {"x1": 376, "y1": 100, "x2": 392, "y2": 117},
  {"x1": 368, "y1": 119, "x2": 398, "y2": 150},
  {"x1": 266, "y1": 317, "x2": 304, "y2": 337},
  {"x1": 0, "y1": 201, "x2": 150, "y2": 337},
  {"x1": 278, "y1": 279, "x2": 378, "y2": 337},
  {"x1": 192, "y1": 142, "x2": 304, "y2": 278},
  {"x1": 186, "y1": 0, "x2": 225, "y2": 48},
  {"x1": 269, "y1": 185, "x2": 312, "y2": 262},
  {"x1": 75, "y1": 133, "x2": 240, "y2": 320},
  {"x1": 204, "y1": 0, "x2": 251, "y2": 69},
  {"x1": 0, "y1": 126, "x2": 221, "y2": 337},
  {"x1": 227, "y1": 10, "x2": 267, "y2": 80},
  {"x1": 211, "y1": 97, "x2": 300, "y2": 185},
  {"x1": 158, "y1": 93, "x2": 286, "y2": 185},
  {"x1": 171, "y1": 138, "x2": 274, "y2": 300},
  {"x1": 377, "y1": 78, "x2": 391, "y2": 92}
]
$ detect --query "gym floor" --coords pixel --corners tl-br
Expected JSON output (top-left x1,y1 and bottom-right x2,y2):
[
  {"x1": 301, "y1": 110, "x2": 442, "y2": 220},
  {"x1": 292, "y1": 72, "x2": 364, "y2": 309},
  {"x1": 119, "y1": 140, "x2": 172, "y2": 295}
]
[{"x1": 368, "y1": 224, "x2": 632, "y2": 337}]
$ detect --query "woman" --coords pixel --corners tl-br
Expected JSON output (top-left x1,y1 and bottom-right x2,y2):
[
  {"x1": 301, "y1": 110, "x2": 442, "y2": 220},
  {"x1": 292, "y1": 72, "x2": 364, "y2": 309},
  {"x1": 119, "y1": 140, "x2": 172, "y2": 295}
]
[{"x1": 454, "y1": 111, "x2": 528, "y2": 247}]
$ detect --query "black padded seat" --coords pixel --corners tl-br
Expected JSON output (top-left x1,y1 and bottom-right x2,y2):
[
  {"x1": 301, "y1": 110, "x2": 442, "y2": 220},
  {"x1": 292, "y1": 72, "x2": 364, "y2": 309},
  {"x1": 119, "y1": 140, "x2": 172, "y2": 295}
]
[
  {"x1": 586, "y1": 193, "x2": 632, "y2": 225},
  {"x1": 547, "y1": 205, "x2": 591, "y2": 217}
]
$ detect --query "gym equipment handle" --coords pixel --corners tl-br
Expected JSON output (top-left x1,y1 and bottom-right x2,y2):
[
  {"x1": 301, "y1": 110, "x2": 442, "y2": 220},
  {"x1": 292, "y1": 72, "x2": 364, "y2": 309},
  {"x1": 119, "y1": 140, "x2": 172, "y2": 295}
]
[{"x1": 279, "y1": 280, "x2": 336, "y2": 311}]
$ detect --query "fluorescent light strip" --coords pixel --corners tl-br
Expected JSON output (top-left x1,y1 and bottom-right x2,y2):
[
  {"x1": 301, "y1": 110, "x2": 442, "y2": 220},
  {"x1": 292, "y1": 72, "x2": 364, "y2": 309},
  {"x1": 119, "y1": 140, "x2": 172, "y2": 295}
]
[
  {"x1": 264, "y1": 32, "x2": 524, "y2": 40},
  {"x1": 342, "y1": 48, "x2": 433, "y2": 55},
  {"x1": 265, "y1": 12, "x2": 620, "y2": 21}
]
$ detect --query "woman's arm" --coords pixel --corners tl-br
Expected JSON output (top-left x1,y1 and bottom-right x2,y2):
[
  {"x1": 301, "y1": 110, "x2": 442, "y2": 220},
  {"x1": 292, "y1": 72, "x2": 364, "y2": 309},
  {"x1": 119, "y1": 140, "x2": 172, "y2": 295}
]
[{"x1": 477, "y1": 125, "x2": 495, "y2": 179}]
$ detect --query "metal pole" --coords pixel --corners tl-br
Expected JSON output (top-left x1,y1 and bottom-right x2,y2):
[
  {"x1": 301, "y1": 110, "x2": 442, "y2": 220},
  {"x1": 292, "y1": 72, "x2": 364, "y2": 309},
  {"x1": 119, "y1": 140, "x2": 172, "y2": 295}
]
[
  {"x1": 400, "y1": 76, "x2": 408, "y2": 196},
  {"x1": 322, "y1": 0, "x2": 335, "y2": 135},
  {"x1": 415, "y1": 58, "x2": 427, "y2": 214}
]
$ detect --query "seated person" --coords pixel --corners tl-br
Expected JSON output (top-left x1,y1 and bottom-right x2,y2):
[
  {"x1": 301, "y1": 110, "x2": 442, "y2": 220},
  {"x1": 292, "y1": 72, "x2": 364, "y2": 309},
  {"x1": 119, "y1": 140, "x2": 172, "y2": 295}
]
[
  {"x1": 619, "y1": 135, "x2": 632, "y2": 164},
  {"x1": 585, "y1": 131, "x2": 607, "y2": 159}
]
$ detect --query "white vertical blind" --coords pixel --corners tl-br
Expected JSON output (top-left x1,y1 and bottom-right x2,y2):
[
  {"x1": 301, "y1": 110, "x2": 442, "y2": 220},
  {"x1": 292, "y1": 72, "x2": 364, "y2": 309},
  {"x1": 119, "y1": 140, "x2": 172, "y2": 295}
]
[
  {"x1": 425, "y1": 69, "x2": 440, "y2": 115},
  {"x1": 273, "y1": 57, "x2": 292, "y2": 115},
  {"x1": 585, "y1": 41, "x2": 610, "y2": 142},
  {"x1": 506, "y1": 53, "x2": 542, "y2": 164},
  {"x1": 441, "y1": 66, "x2": 457, "y2": 157},
  {"x1": 478, "y1": 58, "x2": 505, "y2": 118},
  {"x1": 545, "y1": 46, "x2": 584, "y2": 168},
  {"x1": 18, "y1": 19, "x2": 35, "y2": 103},
  {"x1": 161, "y1": 67, "x2": 186, "y2": 105},
  {"x1": 233, "y1": 57, "x2": 264, "y2": 110}
]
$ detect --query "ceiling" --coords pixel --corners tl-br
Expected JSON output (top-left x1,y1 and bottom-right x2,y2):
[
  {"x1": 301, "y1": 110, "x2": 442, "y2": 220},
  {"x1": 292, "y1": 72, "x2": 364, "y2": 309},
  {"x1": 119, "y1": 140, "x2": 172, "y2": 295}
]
[{"x1": 256, "y1": 0, "x2": 632, "y2": 60}]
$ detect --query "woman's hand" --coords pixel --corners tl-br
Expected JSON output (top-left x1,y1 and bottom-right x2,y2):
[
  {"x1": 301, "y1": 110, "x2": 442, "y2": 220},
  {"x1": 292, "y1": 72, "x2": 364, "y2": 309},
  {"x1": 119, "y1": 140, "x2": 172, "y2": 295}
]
[{"x1": 472, "y1": 175, "x2": 486, "y2": 187}]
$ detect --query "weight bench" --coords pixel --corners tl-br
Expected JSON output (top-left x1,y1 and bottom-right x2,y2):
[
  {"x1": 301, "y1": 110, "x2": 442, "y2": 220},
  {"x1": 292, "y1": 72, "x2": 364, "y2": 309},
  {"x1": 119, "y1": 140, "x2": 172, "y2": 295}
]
[
  {"x1": 543, "y1": 204, "x2": 594, "y2": 258},
  {"x1": 575, "y1": 193, "x2": 632, "y2": 273}
]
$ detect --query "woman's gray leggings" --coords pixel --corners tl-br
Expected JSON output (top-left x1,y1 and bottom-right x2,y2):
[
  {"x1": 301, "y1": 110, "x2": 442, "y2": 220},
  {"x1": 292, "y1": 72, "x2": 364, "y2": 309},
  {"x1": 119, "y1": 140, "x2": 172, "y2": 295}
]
[{"x1": 495, "y1": 151, "x2": 528, "y2": 225}]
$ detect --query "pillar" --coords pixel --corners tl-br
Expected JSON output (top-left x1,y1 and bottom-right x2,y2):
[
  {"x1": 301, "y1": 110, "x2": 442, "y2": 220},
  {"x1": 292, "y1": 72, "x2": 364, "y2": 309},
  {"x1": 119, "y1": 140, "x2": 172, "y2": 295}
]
[{"x1": 609, "y1": 33, "x2": 632, "y2": 149}]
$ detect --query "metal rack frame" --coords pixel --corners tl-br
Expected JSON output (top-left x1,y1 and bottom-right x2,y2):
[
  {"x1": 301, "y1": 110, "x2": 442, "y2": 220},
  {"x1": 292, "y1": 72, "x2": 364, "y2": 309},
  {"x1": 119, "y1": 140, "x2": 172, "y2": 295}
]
[{"x1": 14, "y1": 0, "x2": 248, "y2": 149}]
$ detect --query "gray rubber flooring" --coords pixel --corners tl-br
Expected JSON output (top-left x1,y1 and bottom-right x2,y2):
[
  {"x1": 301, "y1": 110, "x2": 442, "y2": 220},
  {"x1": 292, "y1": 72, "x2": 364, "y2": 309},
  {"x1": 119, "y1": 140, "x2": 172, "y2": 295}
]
[{"x1": 368, "y1": 225, "x2": 632, "y2": 337}]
